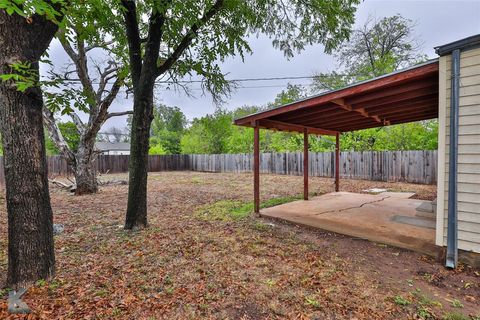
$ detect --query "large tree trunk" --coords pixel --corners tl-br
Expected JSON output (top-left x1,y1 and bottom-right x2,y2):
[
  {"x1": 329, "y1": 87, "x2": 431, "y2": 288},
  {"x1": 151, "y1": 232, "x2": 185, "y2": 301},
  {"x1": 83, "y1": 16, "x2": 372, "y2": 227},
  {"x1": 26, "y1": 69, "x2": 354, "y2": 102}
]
[
  {"x1": 124, "y1": 85, "x2": 154, "y2": 230},
  {"x1": 73, "y1": 143, "x2": 98, "y2": 195},
  {"x1": 0, "y1": 10, "x2": 59, "y2": 288}
]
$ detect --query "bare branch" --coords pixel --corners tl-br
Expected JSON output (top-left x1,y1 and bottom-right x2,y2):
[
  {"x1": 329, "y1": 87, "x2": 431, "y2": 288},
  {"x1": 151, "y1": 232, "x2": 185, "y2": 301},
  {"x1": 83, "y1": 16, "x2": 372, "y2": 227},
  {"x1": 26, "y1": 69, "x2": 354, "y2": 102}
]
[
  {"x1": 85, "y1": 40, "x2": 115, "y2": 52},
  {"x1": 42, "y1": 107, "x2": 75, "y2": 164},
  {"x1": 69, "y1": 112, "x2": 86, "y2": 134},
  {"x1": 106, "y1": 111, "x2": 133, "y2": 120}
]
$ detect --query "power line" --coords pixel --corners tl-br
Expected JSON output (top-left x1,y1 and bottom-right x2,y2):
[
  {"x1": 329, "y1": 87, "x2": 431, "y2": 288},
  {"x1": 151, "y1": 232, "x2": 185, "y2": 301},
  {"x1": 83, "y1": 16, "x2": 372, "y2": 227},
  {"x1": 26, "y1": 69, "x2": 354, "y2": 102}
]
[
  {"x1": 158, "y1": 75, "x2": 318, "y2": 84},
  {"x1": 44, "y1": 74, "x2": 323, "y2": 85}
]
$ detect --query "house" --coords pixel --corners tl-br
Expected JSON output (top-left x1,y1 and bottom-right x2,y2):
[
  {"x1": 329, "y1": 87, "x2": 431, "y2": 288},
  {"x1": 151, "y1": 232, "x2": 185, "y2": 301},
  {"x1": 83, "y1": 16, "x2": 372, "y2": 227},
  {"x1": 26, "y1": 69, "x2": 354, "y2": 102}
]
[
  {"x1": 95, "y1": 142, "x2": 131, "y2": 155},
  {"x1": 234, "y1": 34, "x2": 480, "y2": 267}
]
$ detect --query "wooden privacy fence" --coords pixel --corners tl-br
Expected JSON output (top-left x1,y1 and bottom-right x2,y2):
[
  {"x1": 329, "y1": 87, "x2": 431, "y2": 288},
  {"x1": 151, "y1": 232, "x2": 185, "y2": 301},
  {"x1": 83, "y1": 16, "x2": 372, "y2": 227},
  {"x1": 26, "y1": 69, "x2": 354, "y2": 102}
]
[
  {"x1": 0, "y1": 150, "x2": 437, "y2": 185},
  {"x1": 189, "y1": 150, "x2": 437, "y2": 184}
]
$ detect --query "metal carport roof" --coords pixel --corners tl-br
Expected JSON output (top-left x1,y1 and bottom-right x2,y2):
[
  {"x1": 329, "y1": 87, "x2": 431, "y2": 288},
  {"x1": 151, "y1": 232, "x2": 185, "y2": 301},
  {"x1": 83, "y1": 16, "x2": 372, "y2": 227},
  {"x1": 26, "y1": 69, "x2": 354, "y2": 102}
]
[{"x1": 234, "y1": 60, "x2": 439, "y2": 134}]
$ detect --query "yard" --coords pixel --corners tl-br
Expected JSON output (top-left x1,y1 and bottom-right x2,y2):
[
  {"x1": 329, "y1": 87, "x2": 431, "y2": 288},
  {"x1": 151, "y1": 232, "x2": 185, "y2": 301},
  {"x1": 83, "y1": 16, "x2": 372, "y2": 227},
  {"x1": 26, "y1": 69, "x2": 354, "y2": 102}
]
[{"x1": 0, "y1": 172, "x2": 478, "y2": 319}]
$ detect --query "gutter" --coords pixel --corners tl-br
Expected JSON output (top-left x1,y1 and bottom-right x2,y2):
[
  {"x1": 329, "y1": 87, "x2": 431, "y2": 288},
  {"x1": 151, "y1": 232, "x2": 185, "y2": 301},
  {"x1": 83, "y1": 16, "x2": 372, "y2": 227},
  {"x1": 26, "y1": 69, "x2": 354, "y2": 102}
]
[{"x1": 445, "y1": 49, "x2": 460, "y2": 268}]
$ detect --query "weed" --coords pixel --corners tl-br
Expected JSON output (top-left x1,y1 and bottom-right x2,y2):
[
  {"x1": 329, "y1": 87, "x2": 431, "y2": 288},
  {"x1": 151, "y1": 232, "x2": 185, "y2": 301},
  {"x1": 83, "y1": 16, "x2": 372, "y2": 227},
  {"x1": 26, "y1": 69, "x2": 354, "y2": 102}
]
[
  {"x1": 48, "y1": 280, "x2": 61, "y2": 291},
  {"x1": 191, "y1": 177, "x2": 202, "y2": 184},
  {"x1": 0, "y1": 288, "x2": 11, "y2": 298},
  {"x1": 95, "y1": 288, "x2": 109, "y2": 297},
  {"x1": 412, "y1": 289, "x2": 441, "y2": 307},
  {"x1": 394, "y1": 295, "x2": 411, "y2": 306},
  {"x1": 265, "y1": 279, "x2": 276, "y2": 287},
  {"x1": 36, "y1": 279, "x2": 47, "y2": 287},
  {"x1": 111, "y1": 307, "x2": 122, "y2": 316},
  {"x1": 442, "y1": 312, "x2": 470, "y2": 320},
  {"x1": 305, "y1": 296, "x2": 321, "y2": 309},
  {"x1": 252, "y1": 222, "x2": 272, "y2": 231},
  {"x1": 163, "y1": 274, "x2": 173, "y2": 286},
  {"x1": 417, "y1": 306, "x2": 434, "y2": 319},
  {"x1": 451, "y1": 299, "x2": 463, "y2": 308}
]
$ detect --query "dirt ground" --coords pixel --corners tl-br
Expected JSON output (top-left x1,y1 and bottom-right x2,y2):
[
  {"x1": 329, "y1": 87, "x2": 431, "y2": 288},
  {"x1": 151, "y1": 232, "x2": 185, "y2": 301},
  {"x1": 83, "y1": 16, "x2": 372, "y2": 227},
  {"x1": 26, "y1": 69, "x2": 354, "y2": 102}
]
[{"x1": 0, "y1": 172, "x2": 478, "y2": 319}]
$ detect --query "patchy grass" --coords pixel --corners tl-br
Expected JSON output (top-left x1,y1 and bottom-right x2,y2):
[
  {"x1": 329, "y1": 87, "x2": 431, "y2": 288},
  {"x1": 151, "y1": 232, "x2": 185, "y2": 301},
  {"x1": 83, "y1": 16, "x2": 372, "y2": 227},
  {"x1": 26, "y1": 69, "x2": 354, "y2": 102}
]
[
  {"x1": 0, "y1": 172, "x2": 476, "y2": 319},
  {"x1": 195, "y1": 194, "x2": 304, "y2": 221},
  {"x1": 442, "y1": 312, "x2": 471, "y2": 320},
  {"x1": 393, "y1": 295, "x2": 411, "y2": 306}
]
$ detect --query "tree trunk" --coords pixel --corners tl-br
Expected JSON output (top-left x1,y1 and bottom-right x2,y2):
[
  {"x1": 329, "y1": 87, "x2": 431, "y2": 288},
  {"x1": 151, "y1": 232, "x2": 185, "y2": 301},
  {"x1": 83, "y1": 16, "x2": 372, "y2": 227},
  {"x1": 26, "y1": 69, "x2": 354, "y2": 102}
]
[
  {"x1": 124, "y1": 85, "x2": 154, "y2": 230},
  {"x1": 0, "y1": 9, "x2": 59, "y2": 288},
  {"x1": 73, "y1": 144, "x2": 98, "y2": 195},
  {"x1": 0, "y1": 67, "x2": 55, "y2": 288}
]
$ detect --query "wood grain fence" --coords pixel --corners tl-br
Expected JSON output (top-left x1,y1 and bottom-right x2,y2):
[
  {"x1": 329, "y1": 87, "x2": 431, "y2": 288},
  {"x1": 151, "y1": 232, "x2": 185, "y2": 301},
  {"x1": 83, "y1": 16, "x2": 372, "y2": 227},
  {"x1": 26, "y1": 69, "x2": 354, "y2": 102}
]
[{"x1": 0, "y1": 150, "x2": 437, "y2": 186}]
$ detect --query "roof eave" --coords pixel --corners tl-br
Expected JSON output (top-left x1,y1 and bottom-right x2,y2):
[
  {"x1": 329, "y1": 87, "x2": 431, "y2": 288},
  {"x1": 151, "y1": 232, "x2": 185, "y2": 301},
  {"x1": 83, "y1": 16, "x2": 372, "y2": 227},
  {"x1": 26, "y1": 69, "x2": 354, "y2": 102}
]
[{"x1": 435, "y1": 34, "x2": 480, "y2": 56}]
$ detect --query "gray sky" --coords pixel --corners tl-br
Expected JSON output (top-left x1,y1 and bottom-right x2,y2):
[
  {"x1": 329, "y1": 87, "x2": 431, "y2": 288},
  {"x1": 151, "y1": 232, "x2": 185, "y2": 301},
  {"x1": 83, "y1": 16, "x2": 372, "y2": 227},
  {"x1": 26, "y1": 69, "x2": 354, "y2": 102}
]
[{"x1": 44, "y1": 0, "x2": 480, "y2": 130}]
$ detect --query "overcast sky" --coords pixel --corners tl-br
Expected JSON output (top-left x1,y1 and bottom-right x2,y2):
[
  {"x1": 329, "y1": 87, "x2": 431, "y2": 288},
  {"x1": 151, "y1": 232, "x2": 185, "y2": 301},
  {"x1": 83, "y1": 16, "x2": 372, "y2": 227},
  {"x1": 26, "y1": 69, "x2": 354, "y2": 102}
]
[{"x1": 44, "y1": 0, "x2": 480, "y2": 130}]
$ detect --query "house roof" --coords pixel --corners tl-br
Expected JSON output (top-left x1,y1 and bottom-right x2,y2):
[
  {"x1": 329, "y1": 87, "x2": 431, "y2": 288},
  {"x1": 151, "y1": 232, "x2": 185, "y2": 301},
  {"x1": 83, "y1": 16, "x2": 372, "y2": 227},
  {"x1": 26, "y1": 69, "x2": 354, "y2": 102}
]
[
  {"x1": 234, "y1": 59, "x2": 439, "y2": 135},
  {"x1": 435, "y1": 34, "x2": 480, "y2": 56},
  {"x1": 95, "y1": 142, "x2": 130, "y2": 151}
]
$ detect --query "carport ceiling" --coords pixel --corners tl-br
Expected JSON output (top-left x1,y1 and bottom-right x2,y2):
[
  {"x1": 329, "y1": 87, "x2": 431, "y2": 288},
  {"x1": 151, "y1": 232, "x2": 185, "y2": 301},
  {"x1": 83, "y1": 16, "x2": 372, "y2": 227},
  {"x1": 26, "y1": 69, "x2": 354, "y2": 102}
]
[{"x1": 234, "y1": 60, "x2": 439, "y2": 135}]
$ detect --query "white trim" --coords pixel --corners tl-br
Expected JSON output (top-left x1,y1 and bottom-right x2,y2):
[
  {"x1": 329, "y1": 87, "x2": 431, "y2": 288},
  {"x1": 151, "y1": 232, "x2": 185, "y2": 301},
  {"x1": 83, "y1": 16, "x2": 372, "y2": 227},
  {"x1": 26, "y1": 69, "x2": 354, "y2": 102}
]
[{"x1": 436, "y1": 55, "x2": 448, "y2": 246}]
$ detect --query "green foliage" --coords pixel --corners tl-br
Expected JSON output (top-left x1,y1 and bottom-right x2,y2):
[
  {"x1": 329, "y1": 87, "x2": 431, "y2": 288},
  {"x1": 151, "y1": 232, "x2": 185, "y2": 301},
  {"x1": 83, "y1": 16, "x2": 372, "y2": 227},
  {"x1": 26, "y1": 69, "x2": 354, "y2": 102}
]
[
  {"x1": 0, "y1": 0, "x2": 64, "y2": 23},
  {"x1": 451, "y1": 299, "x2": 464, "y2": 308},
  {"x1": 44, "y1": 121, "x2": 80, "y2": 155},
  {"x1": 181, "y1": 108, "x2": 234, "y2": 154},
  {"x1": 148, "y1": 144, "x2": 167, "y2": 155},
  {"x1": 393, "y1": 295, "x2": 411, "y2": 306},
  {"x1": 58, "y1": 122, "x2": 80, "y2": 151},
  {"x1": 178, "y1": 83, "x2": 438, "y2": 154},
  {"x1": 150, "y1": 104, "x2": 187, "y2": 154},
  {"x1": 114, "y1": 0, "x2": 359, "y2": 102}
]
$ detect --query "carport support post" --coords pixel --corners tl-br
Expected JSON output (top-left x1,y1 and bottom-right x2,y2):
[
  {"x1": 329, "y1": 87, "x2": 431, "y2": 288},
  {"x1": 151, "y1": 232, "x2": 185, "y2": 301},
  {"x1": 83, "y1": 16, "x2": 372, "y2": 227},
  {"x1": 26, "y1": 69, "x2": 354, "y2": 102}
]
[
  {"x1": 303, "y1": 128, "x2": 309, "y2": 200},
  {"x1": 254, "y1": 124, "x2": 260, "y2": 214},
  {"x1": 335, "y1": 132, "x2": 340, "y2": 192}
]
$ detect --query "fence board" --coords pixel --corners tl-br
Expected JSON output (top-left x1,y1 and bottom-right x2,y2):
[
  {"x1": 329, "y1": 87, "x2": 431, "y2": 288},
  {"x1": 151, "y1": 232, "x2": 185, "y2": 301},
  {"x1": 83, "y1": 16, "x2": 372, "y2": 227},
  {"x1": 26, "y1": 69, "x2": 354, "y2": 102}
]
[{"x1": 0, "y1": 150, "x2": 437, "y2": 186}]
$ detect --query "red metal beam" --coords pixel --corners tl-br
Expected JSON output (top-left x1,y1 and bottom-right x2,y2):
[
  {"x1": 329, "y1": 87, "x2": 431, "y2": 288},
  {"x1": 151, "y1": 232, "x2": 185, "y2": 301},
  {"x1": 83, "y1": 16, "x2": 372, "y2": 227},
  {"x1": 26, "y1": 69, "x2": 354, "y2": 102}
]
[
  {"x1": 363, "y1": 94, "x2": 438, "y2": 113},
  {"x1": 351, "y1": 87, "x2": 438, "y2": 110},
  {"x1": 300, "y1": 100, "x2": 437, "y2": 127},
  {"x1": 336, "y1": 112, "x2": 438, "y2": 132},
  {"x1": 254, "y1": 125, "x2": 260, "y2": 214},
  {"x1": 345, "y1": 77, "x2": 438, "y2": 105},
  {"x1": 304, "y1": 128, "x2": 308, "y2": 200},
  {"x1": 258, "y1": 119, "x2": 337, "y2": 136},
  {"x1": 335, "y1": 133, "x2": 340, "y2": 192},
  {"x1": 298, "y1": 94, "x2": 438, "y2": 126},
  {"x1": 273, "y1": 104, "x2": 338, "y2": 122}
]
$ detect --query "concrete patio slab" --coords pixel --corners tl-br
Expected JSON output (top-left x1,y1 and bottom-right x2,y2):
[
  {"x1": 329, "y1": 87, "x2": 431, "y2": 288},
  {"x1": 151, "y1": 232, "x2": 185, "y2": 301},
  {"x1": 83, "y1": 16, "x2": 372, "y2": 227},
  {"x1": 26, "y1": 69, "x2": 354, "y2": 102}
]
[
  {"x1": 261, "y1": 192, "x2": 439, "y2": 256},
  {"x1": 379, "y1": 191, "x2": 416, "y2": 199}
]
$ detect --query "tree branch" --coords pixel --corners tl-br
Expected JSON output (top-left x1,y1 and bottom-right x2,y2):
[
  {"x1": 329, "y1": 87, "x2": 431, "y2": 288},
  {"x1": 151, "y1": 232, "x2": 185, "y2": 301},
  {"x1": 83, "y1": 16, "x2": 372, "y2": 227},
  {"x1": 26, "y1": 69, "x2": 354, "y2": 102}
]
[
  {"x1": 140, "y1": 0, "x2": 171, "y2": 81},
  {"x1": 83, "y1": 75, "x2": 125, "y2": 142},
  {"x1": 156, "y1": 0, "x2": 225, "y2": 77},
  {"x1": 106, "y1": 111, "x2": 133, "y2": 120},
  {"x1": 42, "y1": 107, "x2": 75, "y2": 164},
  {"x1": 69, "y1": 112, "x2": 86, "y2": 134},
  {"x1": 85, "y1": 40, "x2": 115, "y2": 52},
  {"x1": 121, "y1": 0, "x2": 143, "y2": 87}
]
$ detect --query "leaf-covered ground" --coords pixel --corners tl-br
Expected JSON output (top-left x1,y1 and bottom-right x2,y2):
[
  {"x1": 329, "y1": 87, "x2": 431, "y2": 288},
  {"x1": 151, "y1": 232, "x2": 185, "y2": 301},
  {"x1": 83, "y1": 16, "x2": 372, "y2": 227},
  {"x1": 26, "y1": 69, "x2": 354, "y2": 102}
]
[{"x1": 0, "y1": 172, "x2": 478, "y2": 319}]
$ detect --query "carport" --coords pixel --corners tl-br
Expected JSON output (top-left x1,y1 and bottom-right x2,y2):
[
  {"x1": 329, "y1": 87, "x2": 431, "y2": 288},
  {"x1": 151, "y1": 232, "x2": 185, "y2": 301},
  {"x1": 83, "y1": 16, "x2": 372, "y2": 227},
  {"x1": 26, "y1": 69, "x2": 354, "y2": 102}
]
[
  {"x1": 235, "y1": 34, "x2": 480, "y2": 268},
  {"x1": 234, "y1": 60, "x2": 440, "y2": 256},
  {"x1": 234, "y1": 60, "x2": 439, "y2": 212}
]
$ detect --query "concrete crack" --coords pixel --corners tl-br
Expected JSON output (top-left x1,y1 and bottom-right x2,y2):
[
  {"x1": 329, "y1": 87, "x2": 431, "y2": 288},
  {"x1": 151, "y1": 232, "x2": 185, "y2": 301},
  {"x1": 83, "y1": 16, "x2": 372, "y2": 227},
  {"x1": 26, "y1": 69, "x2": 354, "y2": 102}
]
[{"x1": 294, "y1": 195, "x2": 391, "y2": 217}]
